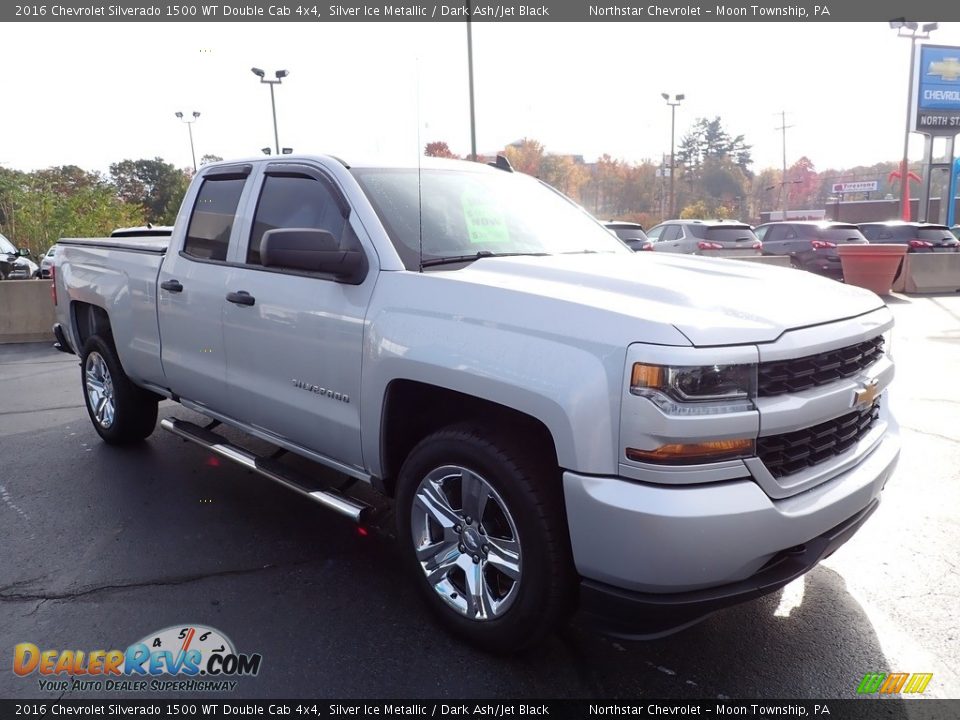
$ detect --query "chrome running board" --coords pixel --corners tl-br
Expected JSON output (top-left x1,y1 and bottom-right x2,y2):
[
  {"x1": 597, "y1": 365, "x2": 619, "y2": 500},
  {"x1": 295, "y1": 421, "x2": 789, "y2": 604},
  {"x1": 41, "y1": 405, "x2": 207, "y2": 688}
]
[{"x1": 160, "y1": 418, "x2": 370, "y2": 523}]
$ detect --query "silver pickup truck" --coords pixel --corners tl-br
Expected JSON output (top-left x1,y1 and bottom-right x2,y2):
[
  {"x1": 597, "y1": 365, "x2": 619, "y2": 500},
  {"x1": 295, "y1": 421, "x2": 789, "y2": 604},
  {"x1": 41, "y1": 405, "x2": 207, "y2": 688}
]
[{"x1": 52, "y1": 155, "x2": 899, "y2": 652}]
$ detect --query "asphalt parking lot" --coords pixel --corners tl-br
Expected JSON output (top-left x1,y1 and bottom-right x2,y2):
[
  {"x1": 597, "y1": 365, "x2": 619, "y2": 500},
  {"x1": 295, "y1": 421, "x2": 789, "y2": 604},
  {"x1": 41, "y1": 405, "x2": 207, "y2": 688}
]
[{"x1": 1, "y1": 293, "x2": 958, "y2": 704}]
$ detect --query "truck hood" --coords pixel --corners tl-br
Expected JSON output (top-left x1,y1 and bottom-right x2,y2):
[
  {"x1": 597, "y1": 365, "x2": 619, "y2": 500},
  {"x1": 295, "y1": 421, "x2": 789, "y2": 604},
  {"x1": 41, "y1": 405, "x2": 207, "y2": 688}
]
[{"x1": 451, "y1": 252, "x2": 885, "y2": 346}]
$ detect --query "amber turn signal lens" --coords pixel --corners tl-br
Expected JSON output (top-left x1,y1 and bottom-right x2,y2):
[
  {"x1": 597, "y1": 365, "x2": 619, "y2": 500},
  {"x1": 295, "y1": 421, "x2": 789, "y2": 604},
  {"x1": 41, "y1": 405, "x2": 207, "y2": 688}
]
[
  {"x1": 626, "y1": 438, "x2": 755, "y2": 465},
  {"x1": 631, "y1": 363, "x2": 664, "y2": 390}
]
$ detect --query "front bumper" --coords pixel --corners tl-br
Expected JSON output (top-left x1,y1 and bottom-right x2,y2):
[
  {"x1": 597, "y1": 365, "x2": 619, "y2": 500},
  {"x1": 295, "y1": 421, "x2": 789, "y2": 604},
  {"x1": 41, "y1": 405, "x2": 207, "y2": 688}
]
[
  {"x1": 579, "y1": 498, "x2": 878, "y2": 638},
  {"x1": 564, "y1": 429, "x2": 899, "y2": 635}
]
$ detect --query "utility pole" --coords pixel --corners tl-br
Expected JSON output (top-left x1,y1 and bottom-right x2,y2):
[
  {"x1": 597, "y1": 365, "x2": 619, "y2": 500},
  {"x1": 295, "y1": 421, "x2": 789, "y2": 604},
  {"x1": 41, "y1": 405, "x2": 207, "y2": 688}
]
[
  {"x1": 466, "y1": 7, "x2": 477, "y2": 161},
  {"x1": 775, "y1": 110, "x2": 794, "y2": 220}
]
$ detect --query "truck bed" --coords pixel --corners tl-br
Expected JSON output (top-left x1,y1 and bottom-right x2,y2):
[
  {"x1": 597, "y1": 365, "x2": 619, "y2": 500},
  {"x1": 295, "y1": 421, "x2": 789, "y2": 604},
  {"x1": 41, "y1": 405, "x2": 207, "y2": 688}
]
[
  {"x1": 56, "y1": 237, "x2": 168, "y2": 387},
  {"x1": 58, "y1": 236, "x2": 170, "y2": 255}
]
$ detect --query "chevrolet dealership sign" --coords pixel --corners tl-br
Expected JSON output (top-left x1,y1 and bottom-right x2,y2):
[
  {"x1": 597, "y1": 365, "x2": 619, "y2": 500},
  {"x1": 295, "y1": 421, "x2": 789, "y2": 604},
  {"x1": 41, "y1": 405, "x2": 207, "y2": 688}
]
[{"x1": 912, "y1": 44, "x2": 960, "y2": 133}]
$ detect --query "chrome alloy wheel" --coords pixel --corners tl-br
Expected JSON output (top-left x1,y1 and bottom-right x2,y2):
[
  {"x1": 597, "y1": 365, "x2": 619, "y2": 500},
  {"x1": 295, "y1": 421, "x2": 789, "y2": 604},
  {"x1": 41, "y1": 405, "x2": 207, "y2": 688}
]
[
  {"x1": 85, "y1": 351, "x2": 116, "y2": 429},
  {"x1": 410, "y1": 465, "x2": 522, "y2": 621}
]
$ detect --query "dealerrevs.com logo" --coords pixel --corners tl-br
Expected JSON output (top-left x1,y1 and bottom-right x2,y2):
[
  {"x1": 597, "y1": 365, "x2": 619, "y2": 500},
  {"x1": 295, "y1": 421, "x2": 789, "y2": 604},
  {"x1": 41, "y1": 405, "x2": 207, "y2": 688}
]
[{"x1": 13, "y1": 624, "x2": 262, "y2": 693}]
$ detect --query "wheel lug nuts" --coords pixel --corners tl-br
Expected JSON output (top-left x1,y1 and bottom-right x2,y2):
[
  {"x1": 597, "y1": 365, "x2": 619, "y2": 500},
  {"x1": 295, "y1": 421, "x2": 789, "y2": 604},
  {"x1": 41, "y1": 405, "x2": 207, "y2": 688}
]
[
  {"x1": 454, "y1": 524, "x2": 461, "y2": 533},
  {"x1": 458, "y1": 544, "x2": 465, "y2": 553},
  {"x1": 465, "y1": 516, "x2": 472, "y2": 524},
  {"x1": 472, "y1": 555, "x2": 480, "y2": 564},
  {"x1": 482, "y1": 545, "x2": 489, "y2": 554}
]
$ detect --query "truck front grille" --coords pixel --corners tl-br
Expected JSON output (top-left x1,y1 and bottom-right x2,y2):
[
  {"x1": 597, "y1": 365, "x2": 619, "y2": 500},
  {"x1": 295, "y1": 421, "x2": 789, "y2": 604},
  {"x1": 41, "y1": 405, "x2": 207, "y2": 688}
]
[
  {"x1": 757, "y1": 400, "x2": 881, "y2": 479},
  {"x1": 757, "y1": 336, "x2": 884, "y2": 396}
]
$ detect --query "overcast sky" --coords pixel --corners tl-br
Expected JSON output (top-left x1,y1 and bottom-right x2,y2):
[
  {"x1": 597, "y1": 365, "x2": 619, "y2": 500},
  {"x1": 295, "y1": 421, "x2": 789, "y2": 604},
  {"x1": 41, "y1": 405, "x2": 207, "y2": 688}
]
[{"x1": 3, "y1": 21, "x2": 960, "y2": 175}]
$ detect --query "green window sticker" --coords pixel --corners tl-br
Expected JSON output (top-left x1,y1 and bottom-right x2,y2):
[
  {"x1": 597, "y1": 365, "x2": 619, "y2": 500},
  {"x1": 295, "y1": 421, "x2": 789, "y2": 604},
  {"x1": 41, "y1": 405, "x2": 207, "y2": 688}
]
[{"x1": 461, "y1": 189, "x2": 510, "y2": 245}]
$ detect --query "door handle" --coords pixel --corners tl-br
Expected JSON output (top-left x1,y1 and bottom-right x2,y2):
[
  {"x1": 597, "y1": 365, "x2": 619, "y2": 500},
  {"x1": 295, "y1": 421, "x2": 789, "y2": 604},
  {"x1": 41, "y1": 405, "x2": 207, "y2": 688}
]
[
  {"x1": 226, "y1": 291, "x2": 255, "y2": 306},
  {"x1": 160, "y1": 279, "x2": 183, "y2": 293}
]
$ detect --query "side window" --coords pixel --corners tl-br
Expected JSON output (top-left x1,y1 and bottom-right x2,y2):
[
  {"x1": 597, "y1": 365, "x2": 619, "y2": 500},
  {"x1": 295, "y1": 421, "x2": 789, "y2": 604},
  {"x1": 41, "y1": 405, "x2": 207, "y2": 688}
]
[
  {"x1": 754, "y1": 226, "x2": 769, "y2": 241},
  {"x1": 646, "y1": 226, "x2": 664, "y2": 241},
  {"x1": 183, "y1": 177, "x2": 246, "y2": 262},
  {"x1": 766, "y1": 225, "x2": 787, "y2": 242},
  {"x1": 784, "y1": 226, "x2": 798, "y2": 239},
  {"x1": 247, "y1": 174, "x2": 349, "y2": 266},
  {"x1": 662, "y1": 225, "x2": 681, "y2": 242}
]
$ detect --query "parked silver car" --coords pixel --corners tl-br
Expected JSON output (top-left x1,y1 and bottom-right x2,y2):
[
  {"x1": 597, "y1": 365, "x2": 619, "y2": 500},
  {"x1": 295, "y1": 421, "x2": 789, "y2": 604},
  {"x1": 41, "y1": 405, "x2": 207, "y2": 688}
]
[
  {"x1": 646, "y1": 219, "x2": 762, "y2": 256},
  {"x1": 40, "y1": 245, "x2": 58, "y2": 279}
]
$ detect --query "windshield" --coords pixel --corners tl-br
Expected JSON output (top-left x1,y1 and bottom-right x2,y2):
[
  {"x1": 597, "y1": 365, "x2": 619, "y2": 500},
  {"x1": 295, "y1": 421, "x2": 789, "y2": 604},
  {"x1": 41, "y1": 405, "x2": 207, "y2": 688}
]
[
  {"x1": 0, "y1": 233, "x2": 17, "y2": 255},
  {"x1": 352, "y1": 168, "x2": 628, "y2": 270}
]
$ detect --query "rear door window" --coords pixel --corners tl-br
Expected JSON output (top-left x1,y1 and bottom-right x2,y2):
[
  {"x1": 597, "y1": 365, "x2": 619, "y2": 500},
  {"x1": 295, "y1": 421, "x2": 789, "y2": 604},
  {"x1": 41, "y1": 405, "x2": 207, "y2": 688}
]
[{"x1": 183, "y1": 177, "x2": 247, "y2": 261}]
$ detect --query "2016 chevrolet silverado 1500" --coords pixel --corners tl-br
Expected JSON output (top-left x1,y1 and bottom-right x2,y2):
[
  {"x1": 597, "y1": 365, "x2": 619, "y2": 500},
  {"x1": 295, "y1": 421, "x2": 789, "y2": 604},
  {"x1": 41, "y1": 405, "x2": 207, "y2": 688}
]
[{"x1": 52, "y1": 155, "x2": 899, "y2": 652}]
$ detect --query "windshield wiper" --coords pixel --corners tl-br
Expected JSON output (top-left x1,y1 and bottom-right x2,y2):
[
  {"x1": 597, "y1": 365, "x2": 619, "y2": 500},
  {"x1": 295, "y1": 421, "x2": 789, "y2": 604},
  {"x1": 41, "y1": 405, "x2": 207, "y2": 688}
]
[{"x1": 420, "y1": 251, "x2": 548, "y2": 268}]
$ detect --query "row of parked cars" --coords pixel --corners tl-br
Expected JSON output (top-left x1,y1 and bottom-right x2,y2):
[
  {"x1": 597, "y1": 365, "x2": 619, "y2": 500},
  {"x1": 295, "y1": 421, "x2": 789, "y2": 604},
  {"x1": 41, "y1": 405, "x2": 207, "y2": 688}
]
[{"x1": 604, "y1": 219, "x2": 960, "y2": 279}]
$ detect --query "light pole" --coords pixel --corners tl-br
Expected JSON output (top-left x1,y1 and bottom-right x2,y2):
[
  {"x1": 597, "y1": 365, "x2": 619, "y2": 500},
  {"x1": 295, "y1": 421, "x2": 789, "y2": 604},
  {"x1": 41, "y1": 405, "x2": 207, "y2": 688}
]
[
  {"x1": 661, "y1": 93, "x2": 684, "y2": 218},
  {"x1": 251, "y1": 67, "x2": 289, "y2": 156},
  {"x1": 174, "y1": 111, "x2": 200, "y2": 172},
  {"x1": 890, "y1": 19, "x2": 937, "y2": 221}
]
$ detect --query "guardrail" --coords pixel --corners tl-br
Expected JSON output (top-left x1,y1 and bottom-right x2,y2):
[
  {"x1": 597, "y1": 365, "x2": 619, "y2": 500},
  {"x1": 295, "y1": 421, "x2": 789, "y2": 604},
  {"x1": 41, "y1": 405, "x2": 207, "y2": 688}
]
[{"x1": 0, "y1": 280, "x2": 55, "y2": 344}]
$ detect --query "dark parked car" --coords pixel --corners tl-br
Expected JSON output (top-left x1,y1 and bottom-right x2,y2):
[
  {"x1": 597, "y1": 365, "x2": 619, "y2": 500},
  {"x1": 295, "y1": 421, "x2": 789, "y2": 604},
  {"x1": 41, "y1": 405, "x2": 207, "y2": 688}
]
[
  {"x1": 646, "y1": 220, "x2": 762, "y2": 256},
  {"x1": 603, "y1": 221, "x2": 652, "y2": 251},
  {"x1": 0, "y1": 232, "x2": 39, "y2": 280},
  {"x1": 753, "y1": 221, "x2": 868, "y2": 278},
  {"x1": 858, "y1": 222, "x2": 959, "y2": 252}
]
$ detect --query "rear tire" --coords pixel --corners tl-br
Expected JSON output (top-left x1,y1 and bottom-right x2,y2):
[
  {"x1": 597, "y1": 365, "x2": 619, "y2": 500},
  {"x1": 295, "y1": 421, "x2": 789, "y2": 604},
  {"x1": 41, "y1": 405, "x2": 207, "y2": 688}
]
[
  {"x1": 81, "y1": 335, "x2": 158, "y2": 444},
  {"x1": 395, "y1": 424, "x2": 574, "y2": 653}
]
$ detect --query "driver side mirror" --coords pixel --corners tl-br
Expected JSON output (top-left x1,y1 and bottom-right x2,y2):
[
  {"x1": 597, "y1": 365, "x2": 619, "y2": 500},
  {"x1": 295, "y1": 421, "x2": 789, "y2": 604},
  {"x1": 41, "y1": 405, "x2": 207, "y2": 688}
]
[
  {"x1": 260, "y1": 228, "x2": 366, "y2": 284},
  {"x1": 18, "y1": 248, "x2": 31, "y2": 257}
]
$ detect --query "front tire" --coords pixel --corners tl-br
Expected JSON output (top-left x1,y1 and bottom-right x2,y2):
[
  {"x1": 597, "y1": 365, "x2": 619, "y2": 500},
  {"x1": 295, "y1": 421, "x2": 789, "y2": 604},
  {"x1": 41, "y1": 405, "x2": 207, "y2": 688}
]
[
  {"x1": 395, "y1": 425, "x2": 574, "y2": 653},
  {"x1": 81, "y1": 335, "x2": 158, "y2": 444}
]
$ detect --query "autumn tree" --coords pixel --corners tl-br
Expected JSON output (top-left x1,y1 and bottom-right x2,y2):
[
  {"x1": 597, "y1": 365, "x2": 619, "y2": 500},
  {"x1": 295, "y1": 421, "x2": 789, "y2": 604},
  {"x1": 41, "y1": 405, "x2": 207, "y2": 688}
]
[
  {"x1": 200, "y1": 154, "x2": 224, "y2": 166},
  {"x1": 539, "y1": 154, "x2": 589, "y2": 199},
  {"x1": 785, "y1": 156, "x2": 820, "y2": 209},
  {"x1": 424, "y1": 142, "x2": 459, "y2": 159},
  {"x1": 502, "y1": 138, "x2": 545, "y2": 176}
]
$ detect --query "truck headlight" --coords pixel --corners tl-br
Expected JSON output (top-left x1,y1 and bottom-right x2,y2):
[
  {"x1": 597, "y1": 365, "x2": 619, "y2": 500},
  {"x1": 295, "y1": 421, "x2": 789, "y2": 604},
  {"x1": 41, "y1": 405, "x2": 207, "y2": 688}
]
[{"x1": 630, "y1": 362, "x2": 757, "y2": 415}]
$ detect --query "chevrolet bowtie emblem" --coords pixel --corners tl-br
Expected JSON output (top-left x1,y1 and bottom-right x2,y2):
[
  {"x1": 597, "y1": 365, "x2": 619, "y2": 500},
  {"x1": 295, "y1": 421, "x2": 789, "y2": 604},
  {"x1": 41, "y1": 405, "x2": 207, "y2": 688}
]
[
  {"x1": 928, "y1": 57, "x2": 960, "y2": 82},
  {"x1": 853, "y1": 379, "x2": 880, "y2": 409}
]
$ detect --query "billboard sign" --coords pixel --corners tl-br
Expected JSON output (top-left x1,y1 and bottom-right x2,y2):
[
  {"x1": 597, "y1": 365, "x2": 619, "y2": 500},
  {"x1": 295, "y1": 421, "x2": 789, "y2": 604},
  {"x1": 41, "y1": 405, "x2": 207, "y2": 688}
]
[
  {"x1": 831, "y1": 181, "x2": 879, "y2": 194},
  {"x1": 912, "y1": 44, "x2": 960, "y2": 134}
]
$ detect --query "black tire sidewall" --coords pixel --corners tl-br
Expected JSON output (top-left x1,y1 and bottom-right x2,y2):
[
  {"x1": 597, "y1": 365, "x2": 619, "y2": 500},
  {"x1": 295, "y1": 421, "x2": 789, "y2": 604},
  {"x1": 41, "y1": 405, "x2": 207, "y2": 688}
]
[{"x1": 396, "y1": 427, "x2": 569, "y2": 652}]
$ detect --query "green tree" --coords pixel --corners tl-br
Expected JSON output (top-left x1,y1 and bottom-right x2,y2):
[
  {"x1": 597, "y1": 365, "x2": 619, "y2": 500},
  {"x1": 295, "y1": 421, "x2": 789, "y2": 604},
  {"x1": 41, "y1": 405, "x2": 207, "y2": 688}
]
[
  {"x1": 0, "y1": 166, "x2": 144, "y2": 258},
  {"x1": 109, "y1": 158, "x2": 190, "y2": 224},
  {"x1": 677, "y1": 117, "x2": 752, "y2": 172},
  {"x1": 200, "y1": 154, "x2": 223, "y2": 166}
]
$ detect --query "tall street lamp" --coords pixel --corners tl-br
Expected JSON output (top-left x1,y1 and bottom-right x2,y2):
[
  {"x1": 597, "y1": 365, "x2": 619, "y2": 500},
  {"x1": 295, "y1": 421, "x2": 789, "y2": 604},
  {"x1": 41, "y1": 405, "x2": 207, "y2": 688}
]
[
  {"x1": 890, "y1": 19, "x2": 937, "y2": 221},
  {"x1": 251, "y1": 67, "x2": 289, "y2": 156},
  {"x1": 175, "y1": 111, "x2": 200, "y2": 172},
  {"x1": 662, "y1": 93, "x2": 684, "y2": 219}
]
